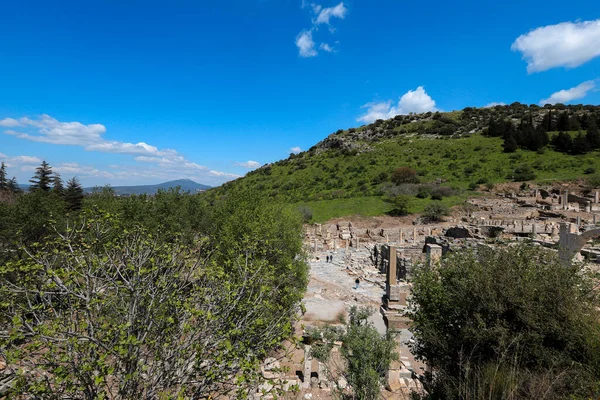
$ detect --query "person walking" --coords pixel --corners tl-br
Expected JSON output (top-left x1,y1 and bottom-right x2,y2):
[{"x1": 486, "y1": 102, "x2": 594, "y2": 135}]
[{"x1": 355, "y1": 278, "x2": 360, "y2": 290}]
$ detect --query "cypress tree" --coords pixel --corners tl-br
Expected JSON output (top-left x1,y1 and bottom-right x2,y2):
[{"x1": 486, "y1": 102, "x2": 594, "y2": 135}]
[
  {"x1": 29, "y1": 161, "x2": 53, "y2": 192},
  {"x1": 0, "y1": 162, "x2": 7, "y2": 191},
  {"x1": 52, "y1": 173, "x2": 65, "y2": 195},
  {"x1": 65, "y1": 177, "x2": 84, "y2": 211},
  {"x1": 558, "y1": 112, "x2": 570, "y2": 131},
  {"x1": 586, "y1": 118, "x2": 600, "y2": 149},
  {"x1": 503, "y1": 134, "x2": 518, "y2": 153},
  {"x1": 7, "y1": 177, "x2": 22, "y2": 194}
]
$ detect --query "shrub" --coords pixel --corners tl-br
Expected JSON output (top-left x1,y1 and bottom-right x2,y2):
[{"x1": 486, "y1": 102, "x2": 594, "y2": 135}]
[
  {"x1": 297, "y1": 205, "x2": 313, "y2": 223},
  {"x1": 410, "y1": 245, "x2": 600, "y2": 399},
  {"x1": 584, "y1": 167, "x2": 596, "y2": 175},
  {"x1": 587, "y1": 174, "x2": 600, "y2": 188},
  {"x1": 391, "y1": 167, "x2": 419, "y2": 185},
  {"x1": 468, "y1": 182, "x2": 478, "y2": 191},
  {"x1": 431, "y1": 186, "x2": 455, "y2": 198},
  {"x1": 510, "y1": 164, "x2": 536, "y2": 182},
  {"x1": 422, "y1": 202, "x2": 450, "y2": 222},
  {"x1": 385, "y1": 194, "x2": 411, "y2": 216}
]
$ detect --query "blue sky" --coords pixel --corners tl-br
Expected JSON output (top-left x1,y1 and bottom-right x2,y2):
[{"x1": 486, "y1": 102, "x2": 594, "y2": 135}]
[{"x1": 0, "y1": 0, "x2": 599, "y2": 187}]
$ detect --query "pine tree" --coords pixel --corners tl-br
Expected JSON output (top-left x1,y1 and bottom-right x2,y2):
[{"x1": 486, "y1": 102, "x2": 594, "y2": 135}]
[
  {"x1": 29, "y1": 161, "x2": 53, "y2": 192},
  {"x1": 65, "y1": 177, "x2": 84, "y2": 211},
  {"x1": 586, "y1": 118, "x2": 600, "y2": 149},
  {"x1": 52, "y1": 173, "x2": 65, "y2": 195},
  {"x1": 7, "y1": 177, "x2": 22, "y2": 194},
  {"x1": 572, "y1": 132, "x2": 591, "y2": 155},
  {"x1": 0, "y1": 162, "x2": 7, "y2": 191},
  {"x1": 503, "y1": 134, "x2": 518, "y2": 153},
  {"x1": 558, "y1": 112, "x2": 570, "y2": 131},
  {"x1": 552, "y1": 132, "x2": 573, "y2": 153}
]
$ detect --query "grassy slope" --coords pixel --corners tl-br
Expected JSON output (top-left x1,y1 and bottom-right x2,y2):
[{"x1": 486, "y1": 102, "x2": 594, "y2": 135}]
[{"x1": 212, "y1": 106, "x2": 600, "y2": 223}]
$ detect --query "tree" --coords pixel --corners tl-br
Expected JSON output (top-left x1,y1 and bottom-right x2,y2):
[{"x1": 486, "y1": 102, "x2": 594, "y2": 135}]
[
  {"x1": 7, "y1": 177, "x2": 22, "y2": 194},
  {"x1": 422, "y1": 202, "x2": 450, "y2": 222},
  {"x1": 0, "y1": 162, "x2": 7, "y2": 191},
  {"x1": 0, "y1": 202, "x2": 308, "y2": 398},
  {"x1": 551, "y1": 131, "x2": 573, "y2": 153},
  {"x1": 502, "y1": 133, "x2": 518, "y2": 153},
  {"x1": 52, "y1": 172, "x2": 65, "y2": 195},
  {"x1": 557, "y1": 111, "x2": 570, "y2": 131},
  {"x1": 409, "y1": 245, "x2": 600, "y2": 399},
  {"x1": 391, "y1": 167, "x2": 419, "y2": 185},
  {"x1": 511, "y1": 164, "x2": 536, "y2": 182},
  {"x1": 385, "y1": 194, "x2": 411, "y2": 216},
  {"x1": 572, "y1": 131, "x2": 591, "y2": 155},
  {"x1": 586, "y1": 117, "x2": 600, "y2": 149},
  {"x1": 308, "y1": 307, "x2": 398, "y2": 399},
  {"x1": 29, "y1": 160, "x2": 53, "y2": 192},
  {"x1": 65, "y1": 177, "x2": 84, "y2": 211}
]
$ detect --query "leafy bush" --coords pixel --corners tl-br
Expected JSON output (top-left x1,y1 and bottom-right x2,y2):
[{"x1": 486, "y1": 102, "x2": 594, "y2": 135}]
[
  {"x1": 384, "y1": 194, "x2": 411, "y2": 216},
  {"x1": 510, "y1": 164, "x2": 536, "y2": 182},
  {"x1": 410, "y1": 245, "x2": 600, "y2": 400},
  {"x1": 391, "y1": 166, "x2": 419, "y2": 185},
  {"x1": 422, "y1": 202, "x2": 450, "y2": 222},
  {"x1": 309, "y1": 307, "x2": 397, "y2": 399}
]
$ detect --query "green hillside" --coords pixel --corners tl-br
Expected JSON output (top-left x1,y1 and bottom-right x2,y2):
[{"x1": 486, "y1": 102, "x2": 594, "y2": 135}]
[{"x1": 211, "y1": 103, "x2": 600, "y2": 222}]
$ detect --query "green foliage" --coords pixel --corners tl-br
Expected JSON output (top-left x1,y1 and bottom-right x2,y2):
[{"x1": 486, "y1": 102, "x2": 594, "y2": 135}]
[
  {"x1": 297, "y1": 205, "x2": 313, "y2": 223},
  {"x1": 510, "y1": 164, "x2": 536, "y2": 182},
  {"x1": 29, "y1": 160, "x2": 53, "y2": 192},
  {"x1": 392, "y1": 167, "x2": 419, "y2": 185},
  {"x1": 385, "y1": 194, "x2": 411, "y2": 216},
  {"x1": 65, "y1": 177, "x2": 84, "y2": 211},
  {"x1": 410, "y1": 245, "x2": 600, "y2": 399},
  {"x1": 309, "y1": 307, "x2": 398, "y2": 399},
  {"x1": 342, "y1": 307, "x2": 398, "y2": 400},
  {"x1": 0, "y1": 188, "x2": 308, "y2": 397},
  {"x1": 422, "y1": 202, "x2": 450, "y2": 222}
]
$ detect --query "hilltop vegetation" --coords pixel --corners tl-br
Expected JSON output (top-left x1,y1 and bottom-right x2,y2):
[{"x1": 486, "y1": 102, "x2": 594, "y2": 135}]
[{"x1": 212, "y1": 103, "x2": 600, "y2": 221}]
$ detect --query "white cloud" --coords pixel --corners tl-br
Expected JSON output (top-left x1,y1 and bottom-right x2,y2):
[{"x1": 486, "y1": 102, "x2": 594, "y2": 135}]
[
  {"x1": 357, "y1": 86, "x2": 438, "y2": 124},
  {"x1": 314, "y1": 2, "x2": 347, "y2": 25},
  {"x1": 512, "y1": 19, "x2": 600, "y2": 73},
  {"x1": 540, "y1": 80, "x2": 596, "y2": 105},
  {"x1": 296, "y1": 30, "x2": 317, "y2": 58},
  {"x1": 296, "y1": 2, "x2": 347, "y2": 58},
  {"x1": 484, "y1": 102, "x2": 507, "y2": 108},
  {"x1": 290, "y1": 146, "x2": 302, "y2": 154},
  {"x1": 0, "y1": 153, "x2": 43, "y2": 169},
  {"x1": 234, "y1": 160, "x2": 261, "y2": 169},
  {"x1": 319, "y1": 43, "x2": 334, "y2": 52},
  {"x1": 0, "y1": 118, "x2": 21, "y2": 128},
  {"x1": 2, "y1": 114, "x2": 240, "y2": 185}
]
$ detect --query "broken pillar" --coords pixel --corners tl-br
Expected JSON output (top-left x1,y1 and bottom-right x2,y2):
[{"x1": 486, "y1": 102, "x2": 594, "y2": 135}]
[{"x1": 426, "y1": 244, "x2": 443, "y2": 267}]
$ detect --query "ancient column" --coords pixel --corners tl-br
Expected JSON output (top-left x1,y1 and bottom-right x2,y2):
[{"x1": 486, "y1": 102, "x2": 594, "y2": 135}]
[
  {"x1": 596, "y1": 191, "x2": 600, "y2": 204},
  {"x1": 563, "y1": 190, "x2": 569, "y2": 210},
  {"x1": 585, "y1": 201, "x2": 592, "y2": 213},
  {"x1": 531, "y1": 223, "x2": 537, "y2": 239},
  {"x1": 576, "y1": 216, "x2": 581, "y2": 226},
  {"x1": 399, "y1": 229, "x2": 403, "y2": 244},
  {"x1": 413, "y1": 227, "x2": 417, "y2": 242}
]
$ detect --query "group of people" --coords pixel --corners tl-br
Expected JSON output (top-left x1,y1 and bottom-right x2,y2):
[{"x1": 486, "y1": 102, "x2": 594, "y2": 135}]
[{"x1": 325, "y1": 254, "x2": 334, "y2": 263}]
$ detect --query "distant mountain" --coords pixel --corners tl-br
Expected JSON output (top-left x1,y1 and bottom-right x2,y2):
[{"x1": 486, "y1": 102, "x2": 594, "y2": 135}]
[{"x1": 85, "y1": 179, "x2": 212, "y2": 195}]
